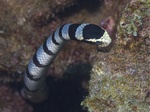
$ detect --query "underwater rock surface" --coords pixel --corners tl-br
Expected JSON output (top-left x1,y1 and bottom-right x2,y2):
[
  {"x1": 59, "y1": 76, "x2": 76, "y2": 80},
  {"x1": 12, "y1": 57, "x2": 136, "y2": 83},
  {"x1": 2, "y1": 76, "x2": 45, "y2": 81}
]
[
  {"x1": 82, "y1": 0, "x2": 150, "y2": 111},
  {"x1": 0, "y1": 0, "x2": 149, "y2": 111}
]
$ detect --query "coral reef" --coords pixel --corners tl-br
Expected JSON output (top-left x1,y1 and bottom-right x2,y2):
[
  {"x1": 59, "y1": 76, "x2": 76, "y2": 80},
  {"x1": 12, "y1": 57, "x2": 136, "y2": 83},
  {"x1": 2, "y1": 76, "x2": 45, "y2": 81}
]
[
  {"x1": 82, "y1": 62, "x2": 150, "y2": 111},
  {"x1": 0, "y1": 0, "x2": 149, "y2": 111},
  {"x1": 0, "y1": 0, "x2": 127, "y2": 75},
  {"x1": 82, "y1": 0, "x2": 150, "y2": 111},
  {"x1": 0, "y1": 0, "x2": 77, "y2": 72}
]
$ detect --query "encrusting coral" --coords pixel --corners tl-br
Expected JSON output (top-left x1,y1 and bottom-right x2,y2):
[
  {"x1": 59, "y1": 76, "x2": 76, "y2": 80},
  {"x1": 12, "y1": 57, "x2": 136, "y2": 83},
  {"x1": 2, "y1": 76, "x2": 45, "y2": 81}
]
[{"x1": 81, "y1": 0, "x2": 150, "y2": 111}]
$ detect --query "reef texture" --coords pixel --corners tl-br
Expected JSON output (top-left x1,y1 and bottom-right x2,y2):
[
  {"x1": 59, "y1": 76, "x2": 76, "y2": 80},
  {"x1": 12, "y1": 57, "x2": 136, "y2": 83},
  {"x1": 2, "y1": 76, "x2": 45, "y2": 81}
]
[
  {"x1": 0, "y1": 0, "x2": 76, "y2": 72},
  {"x1": 0, "y1": 0, "x2": 129, "y2": 75},
  {"x1": 0, "y1": 0, "x2": 149, "y2": 112},
  {"x1": 82, "y1": 0, "x2": 150, "y2": 111}
]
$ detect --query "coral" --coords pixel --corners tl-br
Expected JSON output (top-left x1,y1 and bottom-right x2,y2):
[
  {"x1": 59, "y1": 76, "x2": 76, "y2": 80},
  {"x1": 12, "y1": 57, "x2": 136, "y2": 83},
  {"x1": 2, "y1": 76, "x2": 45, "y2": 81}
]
[
  {"x1": 117, "y1": 0, "x2": 149, "y2": 43},
  {"x1": 0, "y1": 0, "x2": 129, "y2": 74},
  {"x1": 82, "y1": 0, "x2": 150, "y2": 111},
  {"x1": 0, "y1": 85, "x2": 33, "y2": 112},
  {"x1": 0, "y1": 0, "x2": 149, "y2": 111},
  {"x1": 81, "y1": 62, "x2": 150, "y2": 112},
  {"x1": 0, "y1": 0, "x2": 77, "y2": 72}
]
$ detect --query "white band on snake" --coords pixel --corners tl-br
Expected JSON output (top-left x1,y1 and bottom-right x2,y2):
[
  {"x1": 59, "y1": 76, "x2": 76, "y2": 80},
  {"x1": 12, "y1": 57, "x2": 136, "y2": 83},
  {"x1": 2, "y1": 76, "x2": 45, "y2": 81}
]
[{"x1": 21, "y1": 23, "x2": 112, "y2": 103}]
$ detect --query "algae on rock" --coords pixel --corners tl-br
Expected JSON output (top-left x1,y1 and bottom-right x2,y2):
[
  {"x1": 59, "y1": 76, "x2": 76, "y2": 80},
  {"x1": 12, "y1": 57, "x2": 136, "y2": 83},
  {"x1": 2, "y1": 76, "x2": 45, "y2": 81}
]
[{"x1": 82, "y1": 0, "x2": 150, "y2": 111}]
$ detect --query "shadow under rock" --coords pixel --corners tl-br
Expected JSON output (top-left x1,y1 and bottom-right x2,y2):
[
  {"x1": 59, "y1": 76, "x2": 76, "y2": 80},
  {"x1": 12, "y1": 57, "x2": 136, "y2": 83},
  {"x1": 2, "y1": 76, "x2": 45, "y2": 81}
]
[
  {"x1": 31, "y1": 63, "x2": 92, "y2": 112},
  {"x1": 57, "y1": 0, "x2": 103, "y2": 19},
  {"x1": 0, "y1": 63, "x2": 92, "y2": 112}
]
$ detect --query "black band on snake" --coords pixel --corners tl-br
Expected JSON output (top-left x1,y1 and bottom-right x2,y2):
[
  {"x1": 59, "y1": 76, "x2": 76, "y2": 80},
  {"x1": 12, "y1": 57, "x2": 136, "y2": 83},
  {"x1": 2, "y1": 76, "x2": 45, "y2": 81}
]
[{"x1": 21, "y1": 23, "x2": 112, "y2": 103}]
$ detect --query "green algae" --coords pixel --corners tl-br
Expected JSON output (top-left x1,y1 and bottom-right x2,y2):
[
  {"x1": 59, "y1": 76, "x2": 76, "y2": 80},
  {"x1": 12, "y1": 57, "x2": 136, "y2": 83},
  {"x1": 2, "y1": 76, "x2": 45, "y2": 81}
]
[{"x1": 118, "y1": 0, "x2": 149, "y2": 38}]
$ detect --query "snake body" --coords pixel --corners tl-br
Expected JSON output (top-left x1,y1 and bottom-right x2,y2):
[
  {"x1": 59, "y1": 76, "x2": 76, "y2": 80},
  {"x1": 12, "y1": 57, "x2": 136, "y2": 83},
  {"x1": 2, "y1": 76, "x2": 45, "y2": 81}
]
[{"x1": 21, "y1": 23, "x2": 111, "y2": 103}]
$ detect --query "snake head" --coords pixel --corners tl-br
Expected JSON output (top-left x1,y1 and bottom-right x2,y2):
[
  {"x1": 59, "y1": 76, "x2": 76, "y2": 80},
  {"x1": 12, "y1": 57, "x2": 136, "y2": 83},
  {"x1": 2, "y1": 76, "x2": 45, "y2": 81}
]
[{"x1": 81, "y1": 24, "x2": 112, "y2": 47}]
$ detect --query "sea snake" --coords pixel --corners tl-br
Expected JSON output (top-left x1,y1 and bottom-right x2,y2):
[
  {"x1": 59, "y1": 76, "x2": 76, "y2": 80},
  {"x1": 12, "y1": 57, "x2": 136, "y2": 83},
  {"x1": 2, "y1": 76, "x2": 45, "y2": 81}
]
[{"x1": 21, "y1": 23, "x2": 112, "y2": 103}]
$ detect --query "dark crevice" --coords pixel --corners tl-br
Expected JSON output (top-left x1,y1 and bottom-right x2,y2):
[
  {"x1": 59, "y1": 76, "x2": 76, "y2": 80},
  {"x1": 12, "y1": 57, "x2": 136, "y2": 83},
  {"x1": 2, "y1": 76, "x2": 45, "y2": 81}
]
[
  {"x1": 31, "y1": 63, "x2": 92, "y2": 112},
  {"x1": 0, "y1": 62, "x2": 91, "y2": 112},
  {"x1": 57, "y1": 0, "x2": 104, "y2": 18}
]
